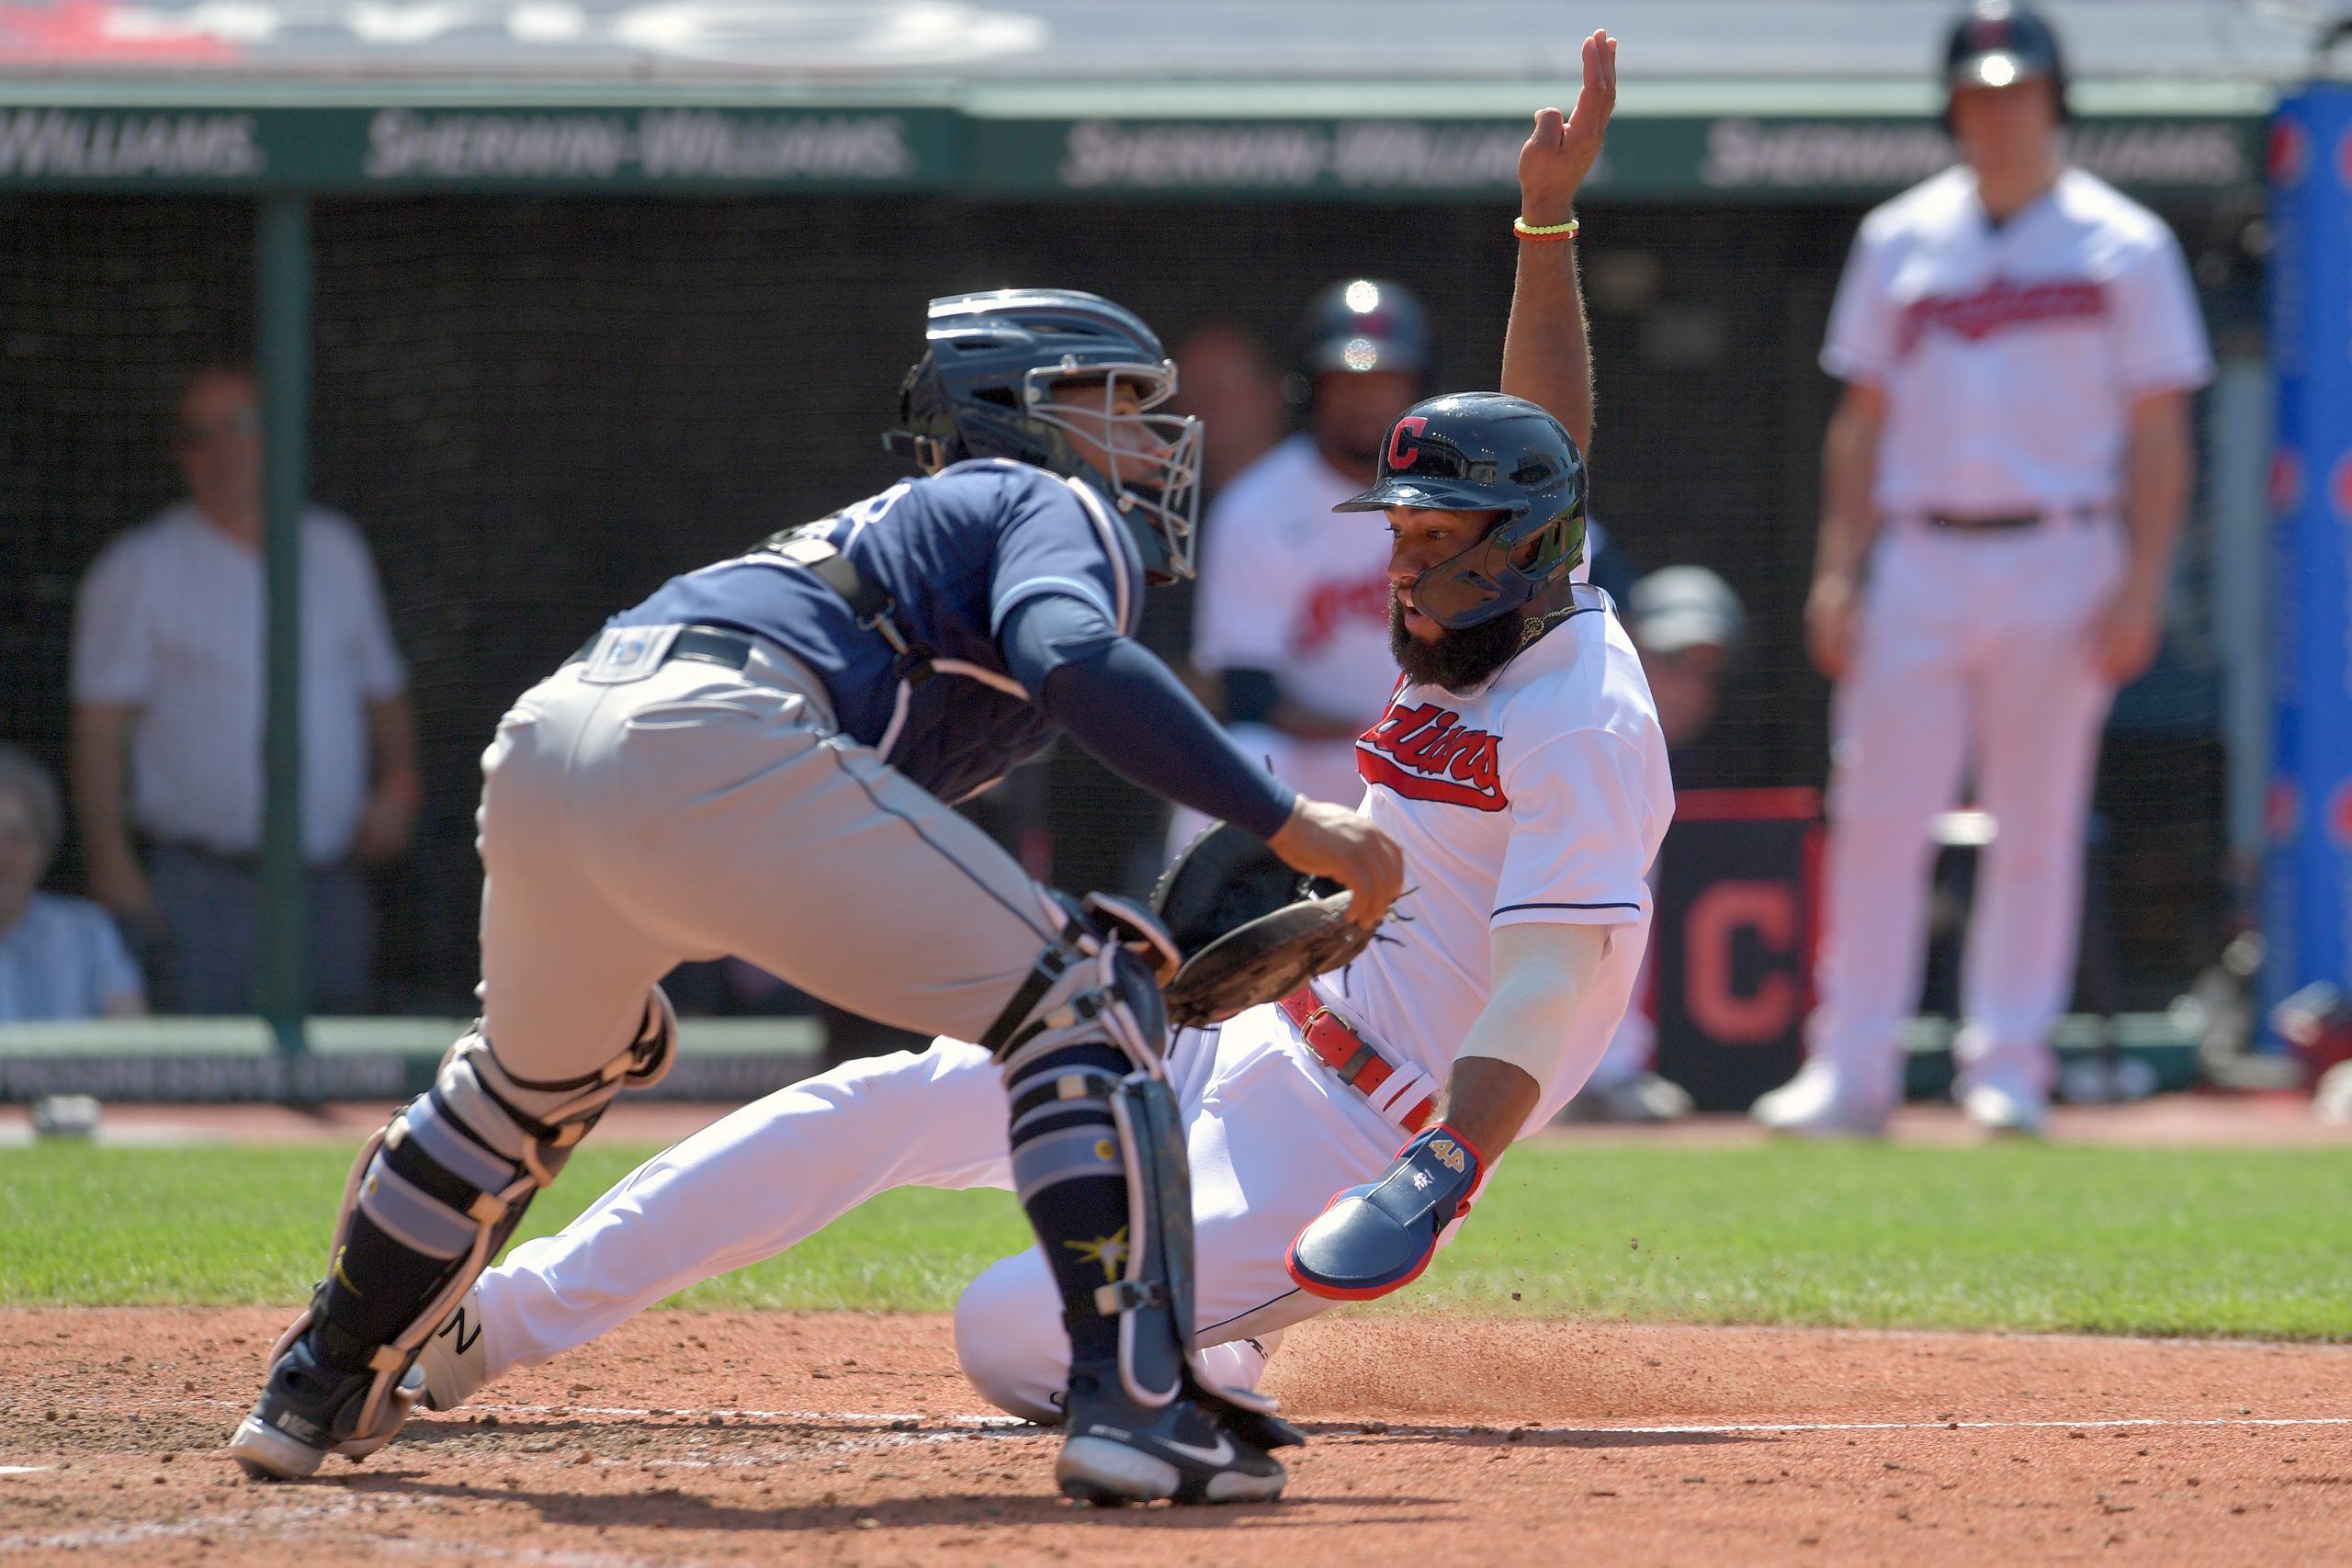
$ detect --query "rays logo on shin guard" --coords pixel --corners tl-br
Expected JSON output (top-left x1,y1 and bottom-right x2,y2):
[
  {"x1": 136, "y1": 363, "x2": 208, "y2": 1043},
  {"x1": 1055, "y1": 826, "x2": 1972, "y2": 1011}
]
[{"x1": 1063, "y1": 1228, "x2": 1130, "y2": 1283}]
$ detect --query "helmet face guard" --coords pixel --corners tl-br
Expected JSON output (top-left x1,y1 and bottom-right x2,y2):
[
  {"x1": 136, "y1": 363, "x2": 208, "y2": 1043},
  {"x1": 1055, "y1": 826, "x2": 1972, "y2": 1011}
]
[
  {"x1": 1018, "y1": 360, "x2": 1203, "y2": 581},
  {"x1": 886, "y1": 290, "x2": 1203, "y2": 582},
  {"x1": 1334, "y1": 392, "x2": 1589, "y2": 631},
  {"x1": 1408, "y1": 497, "x2": 1583, "y2": 630}
]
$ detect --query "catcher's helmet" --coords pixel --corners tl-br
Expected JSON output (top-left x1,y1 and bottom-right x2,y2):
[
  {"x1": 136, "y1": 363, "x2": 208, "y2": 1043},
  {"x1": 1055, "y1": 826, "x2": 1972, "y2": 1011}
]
[
  {"x1": 1333, "y1": 391, "x2": 1588, "y2": 632},
  {"x1": 1286, "y1": 277, "x2": 1430, "y2": 405},
  {"x1": 1943, "y1": 0, "x2": 2069, "y2": 129},
  {"x1": 888, "y1": 288, "x2": 1203, "y2": 582}
]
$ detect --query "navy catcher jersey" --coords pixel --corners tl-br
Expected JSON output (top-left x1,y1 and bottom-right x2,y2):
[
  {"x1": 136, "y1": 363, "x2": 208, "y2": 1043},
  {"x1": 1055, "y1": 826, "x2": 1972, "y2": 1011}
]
[{"x1": 611, "y1": 459, "x2": 1144, "y2": 804}]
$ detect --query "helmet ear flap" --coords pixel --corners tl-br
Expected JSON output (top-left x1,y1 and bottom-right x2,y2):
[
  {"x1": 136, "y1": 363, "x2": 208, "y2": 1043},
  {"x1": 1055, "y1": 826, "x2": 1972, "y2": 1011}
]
[{"x1": 885, "y1": 353, "x2": 970, "y2": 472}]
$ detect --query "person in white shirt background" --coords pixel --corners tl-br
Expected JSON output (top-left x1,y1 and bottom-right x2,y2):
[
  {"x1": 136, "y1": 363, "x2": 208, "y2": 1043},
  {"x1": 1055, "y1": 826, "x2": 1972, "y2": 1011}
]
[
  {"x1": 1753, "y1": 0, "x2": 2211, "y2": 1138},
  {"x1": 69, "y1": 365, "x2": 422, "y2": 1014},
  {"x1": 0, "y1": 743, "x2": 143, "y2": 1021}
]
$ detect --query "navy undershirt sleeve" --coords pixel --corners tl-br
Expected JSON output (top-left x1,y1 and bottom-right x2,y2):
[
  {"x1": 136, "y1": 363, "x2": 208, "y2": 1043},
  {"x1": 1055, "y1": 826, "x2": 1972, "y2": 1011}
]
[{"x1": 1002, "y1": 593, "x2": 1296, "y2": 840}]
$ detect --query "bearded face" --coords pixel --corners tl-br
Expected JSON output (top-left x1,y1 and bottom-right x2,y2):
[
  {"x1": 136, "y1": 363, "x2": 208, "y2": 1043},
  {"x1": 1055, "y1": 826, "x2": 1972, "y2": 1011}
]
[{"x1": 1388, "y1": 592, "x2": 1529, "y2": 694}]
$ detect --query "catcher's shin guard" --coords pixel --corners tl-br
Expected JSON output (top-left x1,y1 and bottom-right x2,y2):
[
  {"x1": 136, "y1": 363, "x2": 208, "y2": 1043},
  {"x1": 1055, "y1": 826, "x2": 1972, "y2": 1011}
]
[
  {"x1": 984, "y1": 894, "x2": 1301, "y2": 1504},
  {"x1": 229, "y1": 989, "x2": 674, "y2": 1478}
]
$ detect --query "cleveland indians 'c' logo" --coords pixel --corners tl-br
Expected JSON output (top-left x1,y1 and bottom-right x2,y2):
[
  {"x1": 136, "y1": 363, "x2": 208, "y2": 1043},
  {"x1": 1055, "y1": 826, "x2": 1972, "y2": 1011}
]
[
  {"x1": 1357, "y1": 697, "x2": 1507, "y2": 812},
  {"x1": 1385, "y1": 416, "x2": 1429, "y2": 470}
]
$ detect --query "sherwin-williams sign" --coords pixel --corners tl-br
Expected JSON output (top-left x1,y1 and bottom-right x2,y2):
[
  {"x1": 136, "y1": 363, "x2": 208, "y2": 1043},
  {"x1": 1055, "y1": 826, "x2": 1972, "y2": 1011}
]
[
  {"x1": 0, "y1": 106, "x2": 957, "y2": 188},
  {"x1": 972, "y1": 114, "x2": 2255, "y2": 200},
  {"x1": 0, "y1": 101, "x2": 2260, "y2": 197}
]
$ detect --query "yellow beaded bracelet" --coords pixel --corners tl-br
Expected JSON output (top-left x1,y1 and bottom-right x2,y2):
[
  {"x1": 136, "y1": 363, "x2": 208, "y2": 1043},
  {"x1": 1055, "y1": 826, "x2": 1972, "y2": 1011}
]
[{"x1": 1512, "y1": 216, "x2": 1581, "y2": 243}]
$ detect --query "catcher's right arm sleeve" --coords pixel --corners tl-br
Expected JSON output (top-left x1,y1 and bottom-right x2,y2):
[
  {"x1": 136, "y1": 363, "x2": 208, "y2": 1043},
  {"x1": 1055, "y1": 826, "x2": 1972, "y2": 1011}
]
[{"x1": 1001, "y1": 593, "x2": 1295, "y2": 840}]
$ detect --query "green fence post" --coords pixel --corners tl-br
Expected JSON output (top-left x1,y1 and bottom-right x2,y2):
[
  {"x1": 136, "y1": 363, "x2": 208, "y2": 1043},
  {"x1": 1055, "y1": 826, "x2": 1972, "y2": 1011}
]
[{"x1": 254, "y1": 197, "x2": 311, "y2": 1061}]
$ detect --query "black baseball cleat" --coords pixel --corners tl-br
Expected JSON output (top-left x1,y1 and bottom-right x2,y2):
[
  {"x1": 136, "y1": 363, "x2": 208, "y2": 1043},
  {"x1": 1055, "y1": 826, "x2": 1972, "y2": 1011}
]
[
  {"x1": 1054, "y1": 1371, "x2": 1300, "y2": 1506},
  {"x1": 226, "y1": 1331, "x2": 424, "y2": 1480}
]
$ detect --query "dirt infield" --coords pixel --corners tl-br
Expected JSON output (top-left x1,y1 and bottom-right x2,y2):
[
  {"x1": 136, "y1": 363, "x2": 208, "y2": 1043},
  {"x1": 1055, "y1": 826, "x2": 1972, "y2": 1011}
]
[{"x1": 4, "y1": 1308, "x2": 2347, "y2": 1566}]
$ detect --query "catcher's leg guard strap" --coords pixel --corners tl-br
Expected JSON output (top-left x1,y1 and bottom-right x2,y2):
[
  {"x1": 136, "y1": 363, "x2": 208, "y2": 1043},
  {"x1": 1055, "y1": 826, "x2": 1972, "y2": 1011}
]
[
  {"x1": 1096, "y1": 1072, "x2": 1284, "y2": 1420},
  {"x1": 309, "y1": 988, "x2": 675, "y2": 1432},
  {"x1": 1099, "y1": 1073, "x2": 1191, "y2": 1408}
]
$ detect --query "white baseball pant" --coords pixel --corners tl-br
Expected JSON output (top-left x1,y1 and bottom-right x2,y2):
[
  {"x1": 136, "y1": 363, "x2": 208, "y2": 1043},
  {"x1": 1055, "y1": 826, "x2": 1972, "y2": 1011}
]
[
  {"x1": 1805, "y1": 518, "x2": 2126, "y2": 1107},
  {"x1": 474, "y1": 1003, "x2": 1408, "y2": 1421}
]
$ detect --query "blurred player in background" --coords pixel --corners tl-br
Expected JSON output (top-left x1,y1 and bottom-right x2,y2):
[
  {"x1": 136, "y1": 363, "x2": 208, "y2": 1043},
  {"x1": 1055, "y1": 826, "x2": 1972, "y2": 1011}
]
[
  {"x1": 1562, "y1": 565, "x2": 1743, "y2": 1123},
  {"x1": 1754, "y1": 0, "x2": 2211, "y2": 1137},
  {"x1": 1181, "y1": 279, "x2": 1430, "y2": 840}
]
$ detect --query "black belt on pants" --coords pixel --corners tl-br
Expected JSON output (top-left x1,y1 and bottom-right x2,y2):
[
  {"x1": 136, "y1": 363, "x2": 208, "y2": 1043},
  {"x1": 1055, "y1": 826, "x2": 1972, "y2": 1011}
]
[
  {"x1": 566, "y1": 626, "x2": 755, "y2": 672},
  {"x1": 568, "y1": 536, "x2": 935, "y2": 687},
  {"x1": 1922, "y1": 504, "x2": 2108, "y2": 534}
]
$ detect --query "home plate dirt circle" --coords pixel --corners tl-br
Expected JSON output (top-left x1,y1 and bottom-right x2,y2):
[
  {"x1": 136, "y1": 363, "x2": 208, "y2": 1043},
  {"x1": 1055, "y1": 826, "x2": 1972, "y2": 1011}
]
[{"x1": 6, "y1": 1308, "x2": 2349, "y2": 1565}]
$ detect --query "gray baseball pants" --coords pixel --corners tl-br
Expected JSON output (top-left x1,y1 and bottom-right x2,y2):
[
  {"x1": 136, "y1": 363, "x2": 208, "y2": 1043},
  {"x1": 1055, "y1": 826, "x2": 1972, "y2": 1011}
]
[{"x1": 474, "y1": 632, "x2": 1059, "y2": 1083}]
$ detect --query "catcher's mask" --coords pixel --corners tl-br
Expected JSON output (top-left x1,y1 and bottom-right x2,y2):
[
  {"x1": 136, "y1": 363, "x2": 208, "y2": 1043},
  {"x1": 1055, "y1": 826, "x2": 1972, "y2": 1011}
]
[
  {"x1": 1148, "y1": 821, "x2": 1378, "y2": 1029},
  {"x1": 887, "y1": 288, "x2": 1204, "y2": 583},
  {"x1": 1333, "y1": 391, "x2": 1588, "y2": 632}
]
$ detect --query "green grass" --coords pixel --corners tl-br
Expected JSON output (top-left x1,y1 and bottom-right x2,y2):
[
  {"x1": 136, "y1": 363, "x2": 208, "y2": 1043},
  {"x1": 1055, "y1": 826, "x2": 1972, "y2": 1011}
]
[{"x1": 3, "y1": 1140, "x2": 2347, "y2": 1339}]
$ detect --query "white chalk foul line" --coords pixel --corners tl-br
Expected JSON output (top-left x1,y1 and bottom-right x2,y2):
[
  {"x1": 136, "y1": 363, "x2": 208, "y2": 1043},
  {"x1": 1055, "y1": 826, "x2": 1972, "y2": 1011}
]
[
  {"x1": 1368, "y1": 1416, "x2": 2352, "y2": 1438},
  {"x1": 459, "y1": 1402, "x2": 1033, "y2": 1428}
]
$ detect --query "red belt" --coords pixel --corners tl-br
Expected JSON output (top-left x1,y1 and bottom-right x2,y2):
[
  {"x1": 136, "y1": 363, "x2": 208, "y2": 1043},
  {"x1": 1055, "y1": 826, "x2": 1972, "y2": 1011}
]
[{"x1": 1276, "y1": 987, "x2": 1434, "y2": 1133}]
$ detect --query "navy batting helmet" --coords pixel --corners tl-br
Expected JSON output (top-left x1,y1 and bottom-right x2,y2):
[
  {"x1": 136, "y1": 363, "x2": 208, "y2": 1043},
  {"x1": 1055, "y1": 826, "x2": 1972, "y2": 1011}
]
[
  {"x1": 1287, "y1": 277, "x2": 1430, "y2": 405},
  {"x1": 1333, "y1": 391, "x2": 1587, "y2": 632},
  {"x1": 888, "y1": 288, "x2": 1203, "y2": 582},
  {"x1": 1943, "y1": 0, "x2": 2069, "y2": 129}
]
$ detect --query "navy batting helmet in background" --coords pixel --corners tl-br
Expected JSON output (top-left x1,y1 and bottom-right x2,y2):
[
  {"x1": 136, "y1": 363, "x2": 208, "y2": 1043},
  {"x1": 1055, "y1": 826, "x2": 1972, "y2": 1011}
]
[
  {"x1": 1943, "y1": 0, "x2": 2070, "y2": 130},
  {"x1": 1285, "y1": 278, "x2": 1430, "y2": 406}
]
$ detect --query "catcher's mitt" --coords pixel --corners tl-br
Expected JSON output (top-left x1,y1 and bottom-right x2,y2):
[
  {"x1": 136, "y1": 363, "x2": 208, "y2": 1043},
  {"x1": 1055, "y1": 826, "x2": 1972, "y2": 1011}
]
[{"x1": 1149, "y1": 821, "x2": 1379, "y2": 1028}]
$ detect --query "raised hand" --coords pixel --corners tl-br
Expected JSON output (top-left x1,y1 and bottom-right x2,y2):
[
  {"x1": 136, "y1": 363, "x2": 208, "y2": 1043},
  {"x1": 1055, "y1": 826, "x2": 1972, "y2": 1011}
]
[{"x1": 1518, "y1": 28, "x2": 1618, "y2": 224}]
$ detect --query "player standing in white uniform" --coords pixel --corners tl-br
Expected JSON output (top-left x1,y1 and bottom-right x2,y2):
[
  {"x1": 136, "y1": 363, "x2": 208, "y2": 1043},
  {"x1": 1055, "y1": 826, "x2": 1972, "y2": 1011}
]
[
  {"x1": 410, "y1": 37, "x2": 1663, "y2": 1428},
  {"x1": 1753, "y1": 0, "x2": 2211, "y2": 1137},
  {"x1": 1182, "y1": 280, "x2": 1430, "y2": 832}
]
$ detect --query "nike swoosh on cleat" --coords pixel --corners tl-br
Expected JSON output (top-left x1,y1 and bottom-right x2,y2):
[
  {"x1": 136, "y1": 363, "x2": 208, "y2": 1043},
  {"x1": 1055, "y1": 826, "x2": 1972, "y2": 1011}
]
[{"x1": 1156, "y1": 1433, "x2": 1236, "y2": 1467}]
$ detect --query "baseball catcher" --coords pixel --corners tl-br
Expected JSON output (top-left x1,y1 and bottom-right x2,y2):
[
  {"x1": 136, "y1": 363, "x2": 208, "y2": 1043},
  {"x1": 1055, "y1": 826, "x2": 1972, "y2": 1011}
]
[{"x1": 226, "y1": 281, "x2": 1404, "y2": 1507}]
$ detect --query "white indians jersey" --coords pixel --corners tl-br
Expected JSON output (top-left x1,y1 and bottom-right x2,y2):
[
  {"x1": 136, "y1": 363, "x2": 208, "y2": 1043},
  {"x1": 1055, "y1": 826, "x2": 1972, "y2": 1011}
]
[
  {"x1": 1823, "y1": 165, "x2": 2213, "y2": 514},
  {"x1": 1192, "y1": 433, "x2": 1396, "y2": 728},
  {"x1": 1306, "y1": 591, "x2": 1674, "y2": 1137}
]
